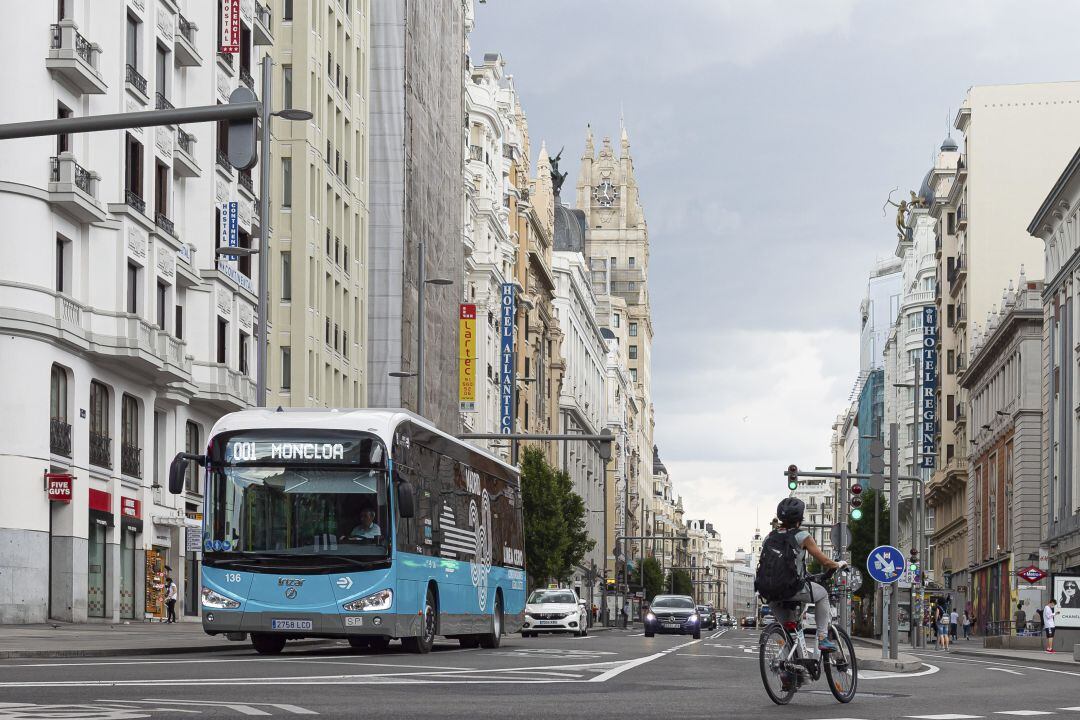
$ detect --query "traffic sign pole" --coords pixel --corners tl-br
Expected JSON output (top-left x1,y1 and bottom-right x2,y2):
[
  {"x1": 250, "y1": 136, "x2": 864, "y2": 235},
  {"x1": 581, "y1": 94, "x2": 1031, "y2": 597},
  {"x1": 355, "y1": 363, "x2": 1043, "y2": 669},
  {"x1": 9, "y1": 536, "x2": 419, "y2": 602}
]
[{"x1": 889, "y1": 423, "x2": 900, "y2": 661}]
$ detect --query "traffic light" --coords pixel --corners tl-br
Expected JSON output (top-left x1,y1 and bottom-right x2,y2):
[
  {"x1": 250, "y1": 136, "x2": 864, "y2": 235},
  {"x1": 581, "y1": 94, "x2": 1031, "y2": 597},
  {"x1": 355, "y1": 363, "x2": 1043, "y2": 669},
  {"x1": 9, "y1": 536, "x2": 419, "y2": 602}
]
[
  {"x1": 868, "y1": 439, "x2": 885, "y2": 491},
  {"x1": 909, "y1": 548, "x2": 920, "y2": 580},
  {"x1": 786, "y1": 464, "x2": 799, "y2": 491},
  {"x1": 850, "y1": 481, "x2": 864, "y2": 521},
  {"x1": 227, "y1": 87, "x2": 258, "y2": 170}
]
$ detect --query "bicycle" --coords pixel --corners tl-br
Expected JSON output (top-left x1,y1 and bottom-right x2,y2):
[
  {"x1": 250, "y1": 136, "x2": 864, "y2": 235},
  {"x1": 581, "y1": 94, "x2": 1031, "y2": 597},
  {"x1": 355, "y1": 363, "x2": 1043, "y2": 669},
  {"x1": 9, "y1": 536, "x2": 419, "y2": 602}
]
[{"x1": 758, "y1": 568, "x2": 858, "y2": 705}]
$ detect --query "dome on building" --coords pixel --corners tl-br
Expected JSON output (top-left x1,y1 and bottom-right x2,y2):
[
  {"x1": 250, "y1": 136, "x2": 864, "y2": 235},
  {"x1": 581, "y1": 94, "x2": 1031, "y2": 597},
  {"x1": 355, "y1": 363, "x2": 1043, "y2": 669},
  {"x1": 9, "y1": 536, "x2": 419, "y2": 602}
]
[
  {"x1": 653, "y1": 445, "x2": 667, "y2": 475},
  {"x1": 553, "y1": 203, "x2": 587, "y2": 252},
  {"x1": 600, "y1": 328, "x2": 616, "y2": 340},
  {"x1": 918, "y1": 170, "x2": 933, "y2": 204},
  {"x1": 940, "y1": 135, "x2": 958, "y2": 152}
]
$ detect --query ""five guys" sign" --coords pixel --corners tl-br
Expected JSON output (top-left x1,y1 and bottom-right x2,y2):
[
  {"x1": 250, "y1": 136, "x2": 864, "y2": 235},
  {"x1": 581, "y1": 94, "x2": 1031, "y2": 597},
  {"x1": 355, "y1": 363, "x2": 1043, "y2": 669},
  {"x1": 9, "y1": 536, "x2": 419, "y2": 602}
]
[{"x1": 46, "y1": 473, "x2": 73, "y2": 503}]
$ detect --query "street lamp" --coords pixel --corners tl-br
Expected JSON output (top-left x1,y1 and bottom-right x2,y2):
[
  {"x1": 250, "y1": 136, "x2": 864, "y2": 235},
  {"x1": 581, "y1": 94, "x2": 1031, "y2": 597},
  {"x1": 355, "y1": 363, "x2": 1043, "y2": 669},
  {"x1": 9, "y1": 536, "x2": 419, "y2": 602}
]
[
  {"x1": 389, "y1": 371, "x2": 417, "y2": 379},
  {"x1": 214, "y1": 246, "x2": 259, "y2": 257}
]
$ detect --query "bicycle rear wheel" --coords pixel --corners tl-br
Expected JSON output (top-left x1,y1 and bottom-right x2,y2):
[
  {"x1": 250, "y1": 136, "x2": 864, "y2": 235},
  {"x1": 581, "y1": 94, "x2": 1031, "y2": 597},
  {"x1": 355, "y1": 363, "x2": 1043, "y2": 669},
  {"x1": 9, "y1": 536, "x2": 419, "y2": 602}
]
[
  {"x1": 759, "y1": 623, "x2": 796, "y2": 705},
  {"x1": 823, "y1": 625, "x2": 857, "y2": 703}
]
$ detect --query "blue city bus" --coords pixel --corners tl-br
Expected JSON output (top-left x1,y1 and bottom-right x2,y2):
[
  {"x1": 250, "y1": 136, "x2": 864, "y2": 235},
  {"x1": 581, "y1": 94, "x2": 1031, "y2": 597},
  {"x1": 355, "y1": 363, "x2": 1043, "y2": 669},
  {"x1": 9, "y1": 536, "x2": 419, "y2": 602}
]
[{"x1": 168, "y1": 408, "x2": 526, "y2": 655}]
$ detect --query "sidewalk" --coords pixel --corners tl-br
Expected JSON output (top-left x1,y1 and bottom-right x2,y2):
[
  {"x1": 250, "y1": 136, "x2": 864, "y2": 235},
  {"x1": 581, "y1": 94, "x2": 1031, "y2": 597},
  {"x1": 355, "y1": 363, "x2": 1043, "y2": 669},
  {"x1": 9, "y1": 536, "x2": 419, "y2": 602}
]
[
  {"x1": 855, "y1": 635, "x2": 1078, "y2": 666},
  {"x1": 0, "y1": 622, "x2": 329, "y2": 659}
]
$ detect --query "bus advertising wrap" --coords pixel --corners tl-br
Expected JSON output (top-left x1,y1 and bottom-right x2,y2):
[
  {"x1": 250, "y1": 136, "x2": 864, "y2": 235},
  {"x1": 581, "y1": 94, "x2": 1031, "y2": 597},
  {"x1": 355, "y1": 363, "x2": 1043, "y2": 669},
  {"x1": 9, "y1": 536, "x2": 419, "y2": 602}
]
[
  {"x1": 499, "y1": 284, "x2": 515, "y2": 434},
  {"x1": 459, "y1": 304, "x2": 476, "y2": 412}
]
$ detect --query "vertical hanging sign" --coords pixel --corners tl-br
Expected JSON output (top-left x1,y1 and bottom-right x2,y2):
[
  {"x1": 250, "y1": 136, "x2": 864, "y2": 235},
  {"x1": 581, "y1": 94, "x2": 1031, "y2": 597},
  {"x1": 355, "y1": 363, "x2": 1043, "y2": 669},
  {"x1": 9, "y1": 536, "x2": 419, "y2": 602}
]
[
  {"x1": 920, "y1": 305, "x2": 938, "y2": 468},
  {"x1": 220, "y1": 0, "x2": 240, "y2": 53},
  {"x1": 499, "y1": 284, "x2": 516, "y2": 434},
  {"x1": 459, "y1": 304, "x2": 477, "y2": 412},
  {"x1": 218, "y1": 202, "x2": 238, "y2": 261}
]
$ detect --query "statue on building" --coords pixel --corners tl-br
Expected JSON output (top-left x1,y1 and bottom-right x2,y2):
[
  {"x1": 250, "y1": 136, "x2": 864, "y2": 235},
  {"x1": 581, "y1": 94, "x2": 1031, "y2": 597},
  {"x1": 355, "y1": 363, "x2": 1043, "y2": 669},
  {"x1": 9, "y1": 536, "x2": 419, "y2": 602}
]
[
  {"x1": 550, "y1": 146, "x2": 568, "y2": 197},
  {"x1": 883, "y1": 188, "x2": 925, "y2": 243}
]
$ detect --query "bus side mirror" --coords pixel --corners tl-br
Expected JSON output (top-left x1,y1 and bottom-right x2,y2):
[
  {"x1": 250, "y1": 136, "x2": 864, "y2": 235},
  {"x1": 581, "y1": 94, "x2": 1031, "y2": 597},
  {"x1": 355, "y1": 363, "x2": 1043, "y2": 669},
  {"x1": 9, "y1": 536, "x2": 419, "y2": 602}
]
[
  {"x1": 168, "y1": 453, "x2": 204, "y2": 495},
  {"x1": 397, "y1": 481, "x2": 416, "y2": 518}
]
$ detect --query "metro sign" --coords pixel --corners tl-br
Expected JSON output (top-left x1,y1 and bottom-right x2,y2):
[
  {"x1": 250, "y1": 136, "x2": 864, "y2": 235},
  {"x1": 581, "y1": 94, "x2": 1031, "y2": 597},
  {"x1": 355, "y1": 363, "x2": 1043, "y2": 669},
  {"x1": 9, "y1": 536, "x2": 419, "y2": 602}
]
[
  {"x1": 46, "y1": 473, "x2": 74, "y2": 503},
  {"x1": 1017, "y1": 565, "x2": 1047, "y2": 584}
]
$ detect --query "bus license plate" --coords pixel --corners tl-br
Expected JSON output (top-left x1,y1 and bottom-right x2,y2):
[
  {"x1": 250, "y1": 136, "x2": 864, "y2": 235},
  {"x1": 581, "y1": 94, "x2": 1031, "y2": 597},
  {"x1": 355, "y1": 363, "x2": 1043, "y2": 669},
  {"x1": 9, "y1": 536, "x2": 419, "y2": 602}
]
[{"x1": 271, "y1": 619, "x2": 312, "y2": 630}]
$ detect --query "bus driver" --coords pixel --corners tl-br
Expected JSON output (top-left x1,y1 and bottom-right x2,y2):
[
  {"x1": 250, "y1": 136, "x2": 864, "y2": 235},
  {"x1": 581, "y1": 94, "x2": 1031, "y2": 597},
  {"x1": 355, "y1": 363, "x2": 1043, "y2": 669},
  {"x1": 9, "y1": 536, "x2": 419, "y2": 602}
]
[{"x1": 343, "y1": 506, "x2": 381, "y2": 542}]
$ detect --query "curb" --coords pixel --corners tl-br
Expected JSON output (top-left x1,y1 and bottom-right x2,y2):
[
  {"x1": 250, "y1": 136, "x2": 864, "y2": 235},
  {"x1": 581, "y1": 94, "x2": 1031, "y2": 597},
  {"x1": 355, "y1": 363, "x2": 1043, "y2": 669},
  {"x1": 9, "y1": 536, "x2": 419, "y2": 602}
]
[
  {"x1": 0, "y1": 638, "x2": 336, "y2": 660},
  {"x1": 926, "y1": 646, "x2": 1078, "y2": 666}
]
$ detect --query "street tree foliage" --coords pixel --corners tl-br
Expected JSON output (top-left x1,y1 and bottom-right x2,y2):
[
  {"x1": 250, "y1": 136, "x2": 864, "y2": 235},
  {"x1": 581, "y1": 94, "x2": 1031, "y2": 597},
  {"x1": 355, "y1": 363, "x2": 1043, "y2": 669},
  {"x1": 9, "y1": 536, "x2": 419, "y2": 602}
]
[
  {"x1": 521, "y1": 447, "x2": 596, "y2": 589},
  {"x1": 631, "y1": 557, "x2": 665, "y2": 601},
  {"x1": 668, "y1": 569, "x2": 694, "y2": 597},
  {"x1": 848, "y1": 487, "x2": 889, "y2": 634}
]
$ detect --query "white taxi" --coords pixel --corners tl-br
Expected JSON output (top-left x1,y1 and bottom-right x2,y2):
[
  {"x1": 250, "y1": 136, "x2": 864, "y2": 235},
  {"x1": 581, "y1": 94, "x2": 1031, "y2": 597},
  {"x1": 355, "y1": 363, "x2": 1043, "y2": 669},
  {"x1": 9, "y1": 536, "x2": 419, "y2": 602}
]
[{"x1": 521, "y1": 589, "x2": 589, "y2": 637}]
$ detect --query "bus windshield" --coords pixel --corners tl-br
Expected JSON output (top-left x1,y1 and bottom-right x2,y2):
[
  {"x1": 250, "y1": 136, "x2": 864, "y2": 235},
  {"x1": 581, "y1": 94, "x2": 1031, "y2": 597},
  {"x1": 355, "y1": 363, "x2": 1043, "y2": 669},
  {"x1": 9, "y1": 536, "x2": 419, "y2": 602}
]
[{"x1": 204, "y1": 466, "x2": 391, "y2": 564}]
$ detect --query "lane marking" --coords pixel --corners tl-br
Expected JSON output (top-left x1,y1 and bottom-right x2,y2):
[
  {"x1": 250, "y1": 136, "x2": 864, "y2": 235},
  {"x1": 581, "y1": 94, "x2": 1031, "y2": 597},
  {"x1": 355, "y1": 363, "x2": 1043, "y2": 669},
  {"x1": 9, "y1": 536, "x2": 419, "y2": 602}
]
[
  {"x1": 994, "y1": 713, "x2": 1056, "y2": 717},
  {"x1": 908, "y1": 651, "x2": 1080, "y2": 679},
  {"x1": 987, "y1": 668, "x2": 1025, "y2": 676},
  {"x1": 904, "y1": 715, "x2": 984, "y2": 719},
  {"x1": 588, "y1": 638, "x2": 700, "y2": 683},
  {"x1": 0, "y1": 657, "x2": 474, "y2": 671},
  {"x1": 859, "y1": 663, "x2": 939, "y2": 680}
]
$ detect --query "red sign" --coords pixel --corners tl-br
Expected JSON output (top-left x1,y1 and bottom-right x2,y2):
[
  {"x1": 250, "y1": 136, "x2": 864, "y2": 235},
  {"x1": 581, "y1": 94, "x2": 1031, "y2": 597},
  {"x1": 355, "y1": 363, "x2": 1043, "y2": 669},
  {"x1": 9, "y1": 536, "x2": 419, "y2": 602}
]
[
  {"x1": 1017, "y1": 565, "x2": 1047, "y2": 584},
  {"x1": 46, "y1": 473, "x2": 74, "y2": 503},
  {"x1": 89, "y1": 488, "x2": 111, "y2": 513},
  {"x1": 459, "y1": 304, "x2": 476, "y2": 320},
  {"x1": 121, "y1": 496, "x2": 141, "y2": 519},
  {"x1": 220, "y1": 0, "x2": 240, "y2": 53}
]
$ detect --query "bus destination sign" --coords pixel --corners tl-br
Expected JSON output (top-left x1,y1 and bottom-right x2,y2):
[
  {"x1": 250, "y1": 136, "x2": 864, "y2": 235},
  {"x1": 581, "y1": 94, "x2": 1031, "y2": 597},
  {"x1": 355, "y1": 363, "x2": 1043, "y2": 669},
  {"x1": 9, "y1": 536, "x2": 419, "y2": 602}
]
[{"x1": 222, "y1": 437, "x2": 384, "y2": 467}]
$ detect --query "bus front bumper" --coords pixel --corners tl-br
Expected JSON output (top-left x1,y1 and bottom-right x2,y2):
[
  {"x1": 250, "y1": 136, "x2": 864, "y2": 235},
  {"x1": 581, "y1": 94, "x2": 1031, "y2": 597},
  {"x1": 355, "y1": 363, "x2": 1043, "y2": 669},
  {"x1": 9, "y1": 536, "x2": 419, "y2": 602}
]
[{"x1": 202, "y1": 609, "x2": 416, "y2": 639}]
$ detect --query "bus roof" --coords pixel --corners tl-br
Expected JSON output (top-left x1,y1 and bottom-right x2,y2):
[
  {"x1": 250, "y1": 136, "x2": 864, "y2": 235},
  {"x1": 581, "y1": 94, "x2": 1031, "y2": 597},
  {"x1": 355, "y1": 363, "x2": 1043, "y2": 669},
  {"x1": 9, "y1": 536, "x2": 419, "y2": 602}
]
[{"x1": 207, "y1": 408, "x2": 517, "y2": 476}]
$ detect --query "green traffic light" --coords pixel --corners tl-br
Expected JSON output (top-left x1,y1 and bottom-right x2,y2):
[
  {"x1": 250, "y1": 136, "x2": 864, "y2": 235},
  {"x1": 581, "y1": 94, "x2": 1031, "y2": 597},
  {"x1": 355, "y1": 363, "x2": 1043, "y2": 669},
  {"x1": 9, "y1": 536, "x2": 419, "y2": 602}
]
[
  {"x1": 851, "y1": 507, "x2": 863, "y2": 520},
  {"x1": 788, "y1": 481, "x2": 798, "y2": 491}
]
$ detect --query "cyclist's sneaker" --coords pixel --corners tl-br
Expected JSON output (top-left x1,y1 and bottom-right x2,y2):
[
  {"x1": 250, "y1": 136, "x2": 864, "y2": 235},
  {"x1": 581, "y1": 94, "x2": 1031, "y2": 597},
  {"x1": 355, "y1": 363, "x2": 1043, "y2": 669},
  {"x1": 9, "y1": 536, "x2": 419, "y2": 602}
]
[
  {"x1": 818, "y1": 638, "x2": 838, "y2": 653},
  {"x1": 779, "y1": 671, "x2": 795, "y2": 691}
]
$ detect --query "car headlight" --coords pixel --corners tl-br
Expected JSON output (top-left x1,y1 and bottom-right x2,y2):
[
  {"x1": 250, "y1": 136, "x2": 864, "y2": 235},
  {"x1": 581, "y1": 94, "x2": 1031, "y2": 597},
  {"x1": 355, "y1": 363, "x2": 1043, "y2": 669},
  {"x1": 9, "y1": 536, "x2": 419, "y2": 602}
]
[
  {"x1": 343, "y1": 589, "x2": 393, "y2": 612},
  {"x1": 688, "y1": 613, "x2": 699, "y2": 623},
  {"x1": 646, "y1": 612, "x2": 656, "y2": 621},
  {"x1": 201, "y1": 587, "x2": 240, "y2": 609},
  {"x1": 563, "y1": 612, "x2": 577, "y2": 619}
]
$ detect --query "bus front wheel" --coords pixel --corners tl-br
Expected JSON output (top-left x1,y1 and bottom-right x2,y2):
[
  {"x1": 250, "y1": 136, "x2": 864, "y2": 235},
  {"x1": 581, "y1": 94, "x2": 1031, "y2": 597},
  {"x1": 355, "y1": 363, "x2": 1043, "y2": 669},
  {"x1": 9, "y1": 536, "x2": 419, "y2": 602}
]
[
  {"x1": 479, "y1": 594, "x2": 503, "y2": 649},
  {"x1": 402, "y1": 588, "x2": 436, "y2": 654},
  {"x1": 251, "y1": 634, "x2": 286, "y2": 655}
]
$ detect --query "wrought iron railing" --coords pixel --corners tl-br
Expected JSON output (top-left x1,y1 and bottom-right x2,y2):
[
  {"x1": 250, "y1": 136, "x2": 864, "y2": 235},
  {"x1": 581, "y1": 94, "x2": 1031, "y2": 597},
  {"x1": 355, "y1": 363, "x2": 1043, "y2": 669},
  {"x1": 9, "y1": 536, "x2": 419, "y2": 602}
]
[
  {"x1": 125, "y1": 64, "x2": 147, "y2": 95},
  {"x1": 121, "y1": 442, "x2": 142, "y2": 478},
  {"x1": 238, "y1": 168, "x2": 254, "y2": 194},
  {"x1": 239, "y1": 68, "x2": 255, "y2": 91},
  {"x1": 125, "y1": 189, "x2": 146, "y2": 214},
  {"x1": 155, "y1": 92, "x2": 173, "y2": 111},
  {"x1": 217, "y1": 148, "x2": 232, "y2": 171},
  {"x1": 469, "y1": 145, "x2": 483, "y2": 162},
  {"x1": 177, "y1": 14, "x2": 196, "y2": 44},
  {"x1": 50, "y1": 418, "x2": 72, "y2": 457},
  {"x1": 51, "y1": 24, "x2": 98, "y2": 67},
  {"x1": 156, "y1": 212, "x2": 175, "y2": 236},
  {"x1": 50, "y1": 156, "x2": 95, "y2": 195},
  {"x1": 89, "y1": 431, "x2": 112, "y2": 468},
  {"x1": 177, "y1": 127, "x2": 195, "y2": 155}
]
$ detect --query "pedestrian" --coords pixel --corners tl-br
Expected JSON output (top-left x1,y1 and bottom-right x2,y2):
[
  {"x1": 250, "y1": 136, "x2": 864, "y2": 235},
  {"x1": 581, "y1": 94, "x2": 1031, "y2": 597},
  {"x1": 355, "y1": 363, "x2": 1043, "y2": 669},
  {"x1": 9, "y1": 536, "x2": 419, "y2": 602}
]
[
  {"x1": 935, "y1": 604, "x2": 950, "y2": 651},
  {"x1": 963, "y1": 610, "x2": 972, "y2": 640},
  {"x1": 949, "y1": 607, "x2": 959, "y2": 642},
  {"x1": 621, "y1": 599, "x2": 630, "y2": 628},
  {"x1": 1043, "y1": 598, "x2": 1058, "y2": 653},
  {"x1": 592, "y1": 603, "x2": 599, "y2": 623},
  {"x1": 1014, "y1": 602, "x2": 1027, "y2": 636},
  {"x1": 164, "y1": 576, "x2": 177, "y2": 623}
]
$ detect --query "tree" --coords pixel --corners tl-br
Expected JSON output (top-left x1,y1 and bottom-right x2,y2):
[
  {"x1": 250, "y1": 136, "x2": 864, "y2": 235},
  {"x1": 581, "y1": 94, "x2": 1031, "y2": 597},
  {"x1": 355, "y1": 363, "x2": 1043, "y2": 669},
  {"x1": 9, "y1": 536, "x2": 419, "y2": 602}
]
[
  {"x1": 631, "y1": 557, "x2": 664, "y2": 601},
  {"x1": 848, "y1": 487, "x2": 889, "y2": 636},
  {"x1": 520, "y1": 447, "x2": 596, "y2": 590},
  {"x1": 668, "y1": 569, "x2": 693, "y2": 597}
]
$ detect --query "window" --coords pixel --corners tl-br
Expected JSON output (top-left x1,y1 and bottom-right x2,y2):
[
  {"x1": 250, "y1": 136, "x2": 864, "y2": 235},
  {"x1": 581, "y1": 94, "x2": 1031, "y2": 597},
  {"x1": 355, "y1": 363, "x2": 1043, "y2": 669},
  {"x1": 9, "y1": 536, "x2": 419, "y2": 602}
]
[
  {"x1": 282, "y1": 64, "x2": 293, "y2": 109},
  {"x1": 947, "y1": 212, "x2": 956, "y2": 236},
  {"x1": 156, "y1": 281, "x2": 167, "y2": 329},
  {"x1": 629, "y1": 322, "x2": 638, "y2": 337},
  {"x1": 333, "y1": 323, "x2": 340, "y2": 351},
  {"x1": 121, "y1": 394, "x2": 140, "y2": 477},
  {"x1": 239, "y1": 331, "x2": 249, "y2": 375},
  {"x1": 325, "y1": 317, "x2": 331, "y2": 345},
  {"x1": 947, "y1": 394, "x2": 955, "y2": 421},
  {"x1": 947, "y1": 303, "x2": 955, "y2": 327},
  {"x1": 89, "y1": 381, "x2": 110, "y2": 467},
  {"x1": 629, "y1": 345, "x2": 638, "y2": 360},
  {"x1": 56, "y1": 103, "x2": 72, "y2": 155},
  {"x1": 630, "y1": 368, "x2": 638, "y2": 383},
  {"x1": 50, "y1": 365, "x2": 67, "y2": 423},
  {"x1": 280, "y1": 346, "x2": 291, "y2": 390},
  {"x1": 55, "y1": 236, "x2": 69, "y2": 294},
  {"x1": 283, "y1": 0, "x2": 293, "y2": 20},
  {"x1": 175, "y1": 303, "x2": 184, "y2": 340},
  {"x1": 343, "y1": 244, "x2": 349, "y2": 272},
  {"x1": 239, "y1": 23, "x2": 251, "y2": 73},
  {"x1": 612, "y1": 313, "x2": 620, "y2": 328},
  {"x1": 126, "y1": 262, "x2": 139, "y2": 314},
  {"x1": 610, "y1": 256, "x2": 617, "y2": 269},
  {"x1": 184, "y1": 421, "x2": 201, "y2": 493},
  {"x1": 217, "y1": 317, "x2": 227, "y2": 364},
  {"x1": 281, "y1": 251, "x2": 292, "y2": 301},
  {"x1": 628, "y1": 257, "x2": 636, "y2": 268},
  {"x1": 125, "y1": 134, "x2": 143, "y2": 200},
  {"x1": 282, "y1": 157, "x2": 292, "y2": 207},
  {"x1": 155, "y1": 44, "x2": 167, "y2": 98},
  {"x1": 126, "y1": 13, "x2": 139, "y2": 70},
  {"x1": 237, "y1": 228, "x2": 252, "y2": 277},
  {"x1": 154, "y1": 161, "x2": 168, "y2": 218},
  {"x1": 947, "y1": 349, "x2": 955, "y2": 374}
]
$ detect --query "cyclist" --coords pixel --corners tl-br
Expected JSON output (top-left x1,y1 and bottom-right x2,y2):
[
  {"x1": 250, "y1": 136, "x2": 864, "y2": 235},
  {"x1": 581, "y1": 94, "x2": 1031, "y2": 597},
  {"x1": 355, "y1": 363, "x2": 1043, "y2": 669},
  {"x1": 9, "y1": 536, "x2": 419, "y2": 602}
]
[{"x1": 769, "y1": 497, "x2": 844, "y2": 654}]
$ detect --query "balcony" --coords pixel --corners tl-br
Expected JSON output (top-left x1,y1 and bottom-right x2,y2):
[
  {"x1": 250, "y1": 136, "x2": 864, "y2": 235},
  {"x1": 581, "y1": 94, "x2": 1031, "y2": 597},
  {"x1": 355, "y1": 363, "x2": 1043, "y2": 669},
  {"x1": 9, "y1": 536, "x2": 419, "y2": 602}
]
[
  {"x1": 216, "y1": 148, "x2": 234, "y2": 176},
  {"x1": 956, "y1": 302, "x2": 967, "y2": 329},
  {"x1": 238, "y1": 168, "x2": 254, "y2": 196},
  {"x1": 125, "y1": 189, "x2": 146, "y2": 216},
  {"x1": 155, "y1": 92, "x2": 174, "y2": 111},
  {"x1": 89, "y1": 432, "x2": 112, "y2": 469},
  {"x1": 957, "y1": 203, "x2": 968, "y2": 230},
  {"x1": 125, "y1": 64, "x2": 148, "y2": 102},
  {"x1": 121, "y1": 442, "x2": 142, "y2": 478},
  {"x1": 217, "y1": 51, "x2": 235, "y2": 74},
  {"x1": 47, "y1": 21, "x2": 106, "y2": 94},
  {"x1": 468, "y1": 145, "x2": 484, "y2": 163},
  {"x1": 192, "y1": 361, "x2": 257, "y2": 411},
  {"x1": 254, "y1": 1, "x2": 274, "y2": 45},
  {"x1": 239, "y1": 67, "x2": 255, "y2": 92},
  {"x1": 48, "y1": 154, "x2": 107, "y2": 223},
  {"x1": 954, "y1": 404, "x2": 967, "y2": 430},
  {"x1": 173, "y1": 128, "x2": 200, "y2": 178},
  {"x1": 174, "y1": 13, "x2": 202, "y2": 67},
  {"x1": 50, "y1": 418, "x2": 72, "y2": 457},
  {"x1": 155, "y1": 212, "x2": 176, "y2": 238}
]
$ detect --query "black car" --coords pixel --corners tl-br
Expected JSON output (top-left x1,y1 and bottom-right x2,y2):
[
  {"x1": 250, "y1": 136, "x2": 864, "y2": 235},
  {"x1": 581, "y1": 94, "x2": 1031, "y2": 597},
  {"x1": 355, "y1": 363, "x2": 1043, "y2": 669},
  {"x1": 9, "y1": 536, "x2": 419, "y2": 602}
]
[
  {"x1": 696, "y1": 604, "x2": 717, "y2": 630},
  {"x1": 644, "y1": 595, "x2": 701, "y2": 638}
]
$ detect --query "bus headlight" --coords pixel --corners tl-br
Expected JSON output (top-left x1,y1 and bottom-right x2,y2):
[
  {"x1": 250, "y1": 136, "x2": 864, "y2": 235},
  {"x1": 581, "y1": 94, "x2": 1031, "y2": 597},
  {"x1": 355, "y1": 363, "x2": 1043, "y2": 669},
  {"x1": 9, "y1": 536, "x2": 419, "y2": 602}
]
[
  {"x1": 343, "y1": 589, "x2": 393, "y2": 612},
  {"x1": 201, "y1": 587, "x2": 240, "y2": 609}
]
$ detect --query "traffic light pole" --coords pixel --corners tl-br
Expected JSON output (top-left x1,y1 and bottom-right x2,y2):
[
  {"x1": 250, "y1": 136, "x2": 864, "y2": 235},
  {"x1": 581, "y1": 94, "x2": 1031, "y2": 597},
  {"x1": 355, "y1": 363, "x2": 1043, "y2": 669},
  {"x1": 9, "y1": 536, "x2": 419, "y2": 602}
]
[
  {"x1": 889, "y1": 422, "x2": 900, "y2": 661},
  {"x1": 837, "y1": 469, "x2": 850, "y2": 633}
]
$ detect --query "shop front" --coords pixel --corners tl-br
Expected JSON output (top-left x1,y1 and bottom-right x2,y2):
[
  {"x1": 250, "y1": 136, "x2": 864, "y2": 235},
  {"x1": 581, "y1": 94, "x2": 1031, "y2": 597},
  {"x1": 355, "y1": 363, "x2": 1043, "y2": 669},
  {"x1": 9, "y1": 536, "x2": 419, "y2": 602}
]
[
  {"x1": 972, "y1": 559, "x2": 1012, "y2": 634},
  {"x1": 119, "y1": 496, "x2": 143, "y2": 620},
  {"x1": 87, "y1": 489, "x2": 112, "y2": 619}
]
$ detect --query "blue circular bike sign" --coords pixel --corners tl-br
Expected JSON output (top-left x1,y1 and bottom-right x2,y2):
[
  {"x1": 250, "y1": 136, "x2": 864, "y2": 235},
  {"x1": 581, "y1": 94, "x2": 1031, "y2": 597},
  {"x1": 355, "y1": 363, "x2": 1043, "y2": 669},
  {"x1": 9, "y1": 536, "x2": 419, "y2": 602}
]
[{"x1": 866, "y1": 545, "x2": 905, "y2": 584}]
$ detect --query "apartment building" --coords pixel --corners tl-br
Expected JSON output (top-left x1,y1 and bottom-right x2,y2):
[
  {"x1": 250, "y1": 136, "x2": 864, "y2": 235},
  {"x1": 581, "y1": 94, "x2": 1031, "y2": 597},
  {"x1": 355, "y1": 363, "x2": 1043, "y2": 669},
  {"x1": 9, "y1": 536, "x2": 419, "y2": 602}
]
[{"x1": 0, "y1": 0, "x2": 268, "y2": 623}]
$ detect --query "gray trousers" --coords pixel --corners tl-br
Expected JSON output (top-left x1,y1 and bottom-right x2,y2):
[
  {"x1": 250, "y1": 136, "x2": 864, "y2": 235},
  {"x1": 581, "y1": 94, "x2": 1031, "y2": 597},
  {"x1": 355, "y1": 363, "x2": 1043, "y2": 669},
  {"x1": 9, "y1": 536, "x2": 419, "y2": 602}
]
[{"x1": 771, "y1": 582, "x2": 832, "y2": 642}]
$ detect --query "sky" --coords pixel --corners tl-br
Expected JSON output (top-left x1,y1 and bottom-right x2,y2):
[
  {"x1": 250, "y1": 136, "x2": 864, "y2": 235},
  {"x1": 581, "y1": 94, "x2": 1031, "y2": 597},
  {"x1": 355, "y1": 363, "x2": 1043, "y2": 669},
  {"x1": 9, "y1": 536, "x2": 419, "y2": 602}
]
[{"x1": 469, "y1": 0, "x2": 1080, "y2": 556}]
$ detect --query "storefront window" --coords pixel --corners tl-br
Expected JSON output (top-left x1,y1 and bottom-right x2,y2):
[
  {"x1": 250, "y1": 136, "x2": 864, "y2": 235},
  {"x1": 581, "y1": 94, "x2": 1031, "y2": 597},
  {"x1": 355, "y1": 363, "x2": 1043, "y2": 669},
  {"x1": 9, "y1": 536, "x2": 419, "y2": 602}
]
[
  {"x1": 120, "y1": 528, "x2": 136, "y2": 619},
  {"x1": 87, "y1": 522, "x2": 107, "y2": 617}
]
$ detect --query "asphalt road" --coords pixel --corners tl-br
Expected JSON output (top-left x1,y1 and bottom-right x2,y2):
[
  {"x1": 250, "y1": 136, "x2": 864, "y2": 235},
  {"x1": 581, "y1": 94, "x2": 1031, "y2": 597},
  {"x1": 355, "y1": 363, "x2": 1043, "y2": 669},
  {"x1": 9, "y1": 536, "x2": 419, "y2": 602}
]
[{"x1": 0, "y1": 627, "x2": 1078, "y2": 719}]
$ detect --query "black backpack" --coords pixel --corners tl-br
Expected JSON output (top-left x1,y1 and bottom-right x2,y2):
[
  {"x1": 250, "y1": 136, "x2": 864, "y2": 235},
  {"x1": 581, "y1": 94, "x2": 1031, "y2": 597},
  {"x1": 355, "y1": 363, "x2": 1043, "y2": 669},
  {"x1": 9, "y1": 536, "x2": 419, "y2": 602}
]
[{"x1": 754, "y1": 530, "x2": 805, "y2": 601}]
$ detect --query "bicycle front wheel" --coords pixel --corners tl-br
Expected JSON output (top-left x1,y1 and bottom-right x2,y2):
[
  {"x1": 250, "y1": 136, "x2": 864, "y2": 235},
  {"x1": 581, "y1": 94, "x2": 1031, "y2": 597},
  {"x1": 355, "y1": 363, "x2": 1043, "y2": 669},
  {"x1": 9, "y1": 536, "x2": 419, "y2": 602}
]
[
  {"x1": 759, "y1": 623, "x2": 796, "y2": 705},
  {"x1": 823, "y1": 625, "x2": 857, "y2": 703}
]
